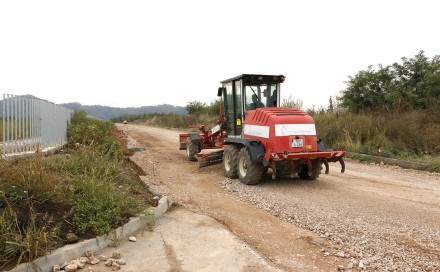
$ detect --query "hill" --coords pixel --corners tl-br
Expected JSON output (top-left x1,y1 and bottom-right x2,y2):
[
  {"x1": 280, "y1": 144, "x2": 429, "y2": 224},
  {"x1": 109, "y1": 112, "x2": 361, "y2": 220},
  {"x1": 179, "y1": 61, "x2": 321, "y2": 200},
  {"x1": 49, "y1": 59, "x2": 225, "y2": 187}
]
[
  {"x1": 61, "y1": 103, "x2": 187, "y2": 120},
  {"x1": 0, "y1": 100, "x2": 187, "y2": 120}
]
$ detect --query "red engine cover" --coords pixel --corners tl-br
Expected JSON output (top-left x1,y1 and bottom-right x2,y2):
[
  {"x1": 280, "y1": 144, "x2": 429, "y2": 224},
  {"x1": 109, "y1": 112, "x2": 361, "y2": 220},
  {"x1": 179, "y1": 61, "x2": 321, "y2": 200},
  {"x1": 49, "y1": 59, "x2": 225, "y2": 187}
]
[{"x1": 242, "y1": 108, "x2": 318, "y2": 153}]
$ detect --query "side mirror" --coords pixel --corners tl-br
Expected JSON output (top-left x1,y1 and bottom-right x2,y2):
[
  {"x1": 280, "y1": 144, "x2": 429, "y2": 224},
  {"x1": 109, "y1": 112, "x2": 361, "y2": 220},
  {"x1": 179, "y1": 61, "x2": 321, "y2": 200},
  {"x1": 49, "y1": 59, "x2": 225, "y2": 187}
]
[{"x1": 217, "y1": 87, "x2": 225, "y2": 97}]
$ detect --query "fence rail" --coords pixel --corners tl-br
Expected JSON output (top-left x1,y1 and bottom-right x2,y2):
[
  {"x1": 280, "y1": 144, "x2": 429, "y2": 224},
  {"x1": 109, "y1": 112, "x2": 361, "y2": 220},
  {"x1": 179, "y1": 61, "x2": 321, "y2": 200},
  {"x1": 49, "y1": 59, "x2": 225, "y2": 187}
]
[{"x1": 1, "y1": 94, "x2": 73, "y2": 158}]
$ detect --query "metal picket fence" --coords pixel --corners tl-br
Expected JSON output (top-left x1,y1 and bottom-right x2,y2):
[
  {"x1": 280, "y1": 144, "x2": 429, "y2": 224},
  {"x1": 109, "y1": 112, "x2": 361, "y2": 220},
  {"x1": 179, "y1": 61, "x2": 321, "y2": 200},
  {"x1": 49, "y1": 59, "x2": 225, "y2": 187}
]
[{"x1": 1, "y1": 94, "x2": 73, "y2": 158}]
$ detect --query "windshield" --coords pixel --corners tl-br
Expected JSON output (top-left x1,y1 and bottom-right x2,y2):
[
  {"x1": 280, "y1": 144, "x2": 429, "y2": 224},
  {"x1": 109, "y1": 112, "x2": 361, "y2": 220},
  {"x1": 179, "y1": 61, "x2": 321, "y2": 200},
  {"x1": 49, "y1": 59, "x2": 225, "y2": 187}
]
[{"x1": 244, "y1": 84, "x2": 277, "y2": 110}]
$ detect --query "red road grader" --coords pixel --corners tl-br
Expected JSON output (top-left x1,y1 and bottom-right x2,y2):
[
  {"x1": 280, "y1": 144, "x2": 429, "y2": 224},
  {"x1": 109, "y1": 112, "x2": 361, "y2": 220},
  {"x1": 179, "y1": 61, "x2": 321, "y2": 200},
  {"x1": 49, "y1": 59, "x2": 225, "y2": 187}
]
[{"x1": 179, "y1": 74, "x2": 345, "y2": 185}]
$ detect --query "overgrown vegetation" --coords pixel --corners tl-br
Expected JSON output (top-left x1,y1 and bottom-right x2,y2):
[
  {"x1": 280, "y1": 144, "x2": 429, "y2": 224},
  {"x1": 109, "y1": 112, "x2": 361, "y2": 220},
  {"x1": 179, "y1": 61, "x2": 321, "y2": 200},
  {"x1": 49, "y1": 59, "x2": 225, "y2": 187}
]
[
  {"x1": 68, "y1": 111, "x2": 121, "y2": 158},
  {"x1": 323, "y1": 51, "x2": 440, "y2": 167},
  {"x1": 313, "y1": 109, "x2": 440, "y2": 164},
  {"x1": 0, "y1": 110, "x2": 152, "y2": 269},
  {"x1": 339, "y1": 51, "x2": 440, "y2": 112}
]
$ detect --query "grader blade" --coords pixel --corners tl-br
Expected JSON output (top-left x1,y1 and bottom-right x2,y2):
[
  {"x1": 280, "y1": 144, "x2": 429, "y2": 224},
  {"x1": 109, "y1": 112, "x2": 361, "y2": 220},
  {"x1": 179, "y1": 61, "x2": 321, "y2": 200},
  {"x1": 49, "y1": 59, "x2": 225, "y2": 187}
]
[{"x1": 196, "y1": 150, "x2": 224, "y2": 168}]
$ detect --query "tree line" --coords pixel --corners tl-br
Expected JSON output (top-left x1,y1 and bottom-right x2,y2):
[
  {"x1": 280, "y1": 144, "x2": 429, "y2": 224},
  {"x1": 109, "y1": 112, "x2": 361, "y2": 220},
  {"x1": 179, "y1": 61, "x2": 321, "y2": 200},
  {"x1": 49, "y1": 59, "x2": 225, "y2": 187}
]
[
  {"x1": 110, "y1": 112, "x2": 168, "y2": 123},
  {"x1": 338, "y1": 51, "x2": 440, "y2": 113}
]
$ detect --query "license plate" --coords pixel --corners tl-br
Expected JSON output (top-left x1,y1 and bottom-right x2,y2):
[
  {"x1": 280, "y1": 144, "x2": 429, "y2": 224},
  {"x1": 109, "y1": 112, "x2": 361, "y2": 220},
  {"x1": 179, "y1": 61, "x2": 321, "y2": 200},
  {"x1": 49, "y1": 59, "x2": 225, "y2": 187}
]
[{"x1": 291, "y1": 139, "x2": 303, "y2": 148}]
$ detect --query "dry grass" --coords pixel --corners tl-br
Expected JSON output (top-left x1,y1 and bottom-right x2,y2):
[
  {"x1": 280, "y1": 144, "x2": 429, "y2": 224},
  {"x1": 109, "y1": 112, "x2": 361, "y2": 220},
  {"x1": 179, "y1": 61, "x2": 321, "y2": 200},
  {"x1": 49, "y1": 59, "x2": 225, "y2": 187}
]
[{"x1": 313, "y1": 109, "x2": 440, "y2": 166}]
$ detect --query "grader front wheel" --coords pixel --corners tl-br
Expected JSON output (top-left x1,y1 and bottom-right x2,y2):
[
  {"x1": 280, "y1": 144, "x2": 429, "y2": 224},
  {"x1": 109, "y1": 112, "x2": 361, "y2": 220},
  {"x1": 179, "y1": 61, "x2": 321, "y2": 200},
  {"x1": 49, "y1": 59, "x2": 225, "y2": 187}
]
[
  {"x1": 237, "y1": 148, "x2": 263, "y2": 185},
  {"x1": 223, "y1": 145, "x2": 240, "y2": 178}
]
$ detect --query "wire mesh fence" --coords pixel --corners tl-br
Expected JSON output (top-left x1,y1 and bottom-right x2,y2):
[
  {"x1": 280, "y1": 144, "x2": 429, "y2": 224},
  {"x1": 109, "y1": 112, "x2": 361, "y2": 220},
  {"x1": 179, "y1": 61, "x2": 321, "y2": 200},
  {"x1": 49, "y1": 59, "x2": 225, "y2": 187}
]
[{"x1": 1, "y1": 94, "x2": 73, "y2": 158}]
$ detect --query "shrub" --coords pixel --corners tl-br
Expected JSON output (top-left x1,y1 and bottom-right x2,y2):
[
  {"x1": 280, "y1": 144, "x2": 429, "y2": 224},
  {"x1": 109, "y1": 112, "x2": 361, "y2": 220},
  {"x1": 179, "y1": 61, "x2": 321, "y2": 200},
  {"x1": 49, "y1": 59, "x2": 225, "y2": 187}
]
[
  {"x1": 68, "y1": 110, "x2": 120, "y2": 158},
  {"x1": 62, "y1": 151, "x2": 147, "y2": 235}
]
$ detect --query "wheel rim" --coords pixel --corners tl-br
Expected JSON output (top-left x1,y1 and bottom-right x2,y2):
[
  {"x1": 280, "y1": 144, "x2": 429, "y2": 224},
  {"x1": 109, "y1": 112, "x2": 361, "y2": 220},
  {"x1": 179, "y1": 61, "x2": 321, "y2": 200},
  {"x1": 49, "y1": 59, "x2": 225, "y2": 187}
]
[
  {"x1": 224, "y1": 152, "x2": 231, "y2": 171},
  {"x1": 239, "y1": 156, "x2": 247, "y2": 177}
]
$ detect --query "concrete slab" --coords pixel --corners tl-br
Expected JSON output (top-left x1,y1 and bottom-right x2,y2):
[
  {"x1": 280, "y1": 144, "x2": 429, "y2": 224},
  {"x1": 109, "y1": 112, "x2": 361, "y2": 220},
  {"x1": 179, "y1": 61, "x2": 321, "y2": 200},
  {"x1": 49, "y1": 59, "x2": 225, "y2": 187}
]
[{"x1": 91, "y1": 206, "x2": 280, "y2": 272}]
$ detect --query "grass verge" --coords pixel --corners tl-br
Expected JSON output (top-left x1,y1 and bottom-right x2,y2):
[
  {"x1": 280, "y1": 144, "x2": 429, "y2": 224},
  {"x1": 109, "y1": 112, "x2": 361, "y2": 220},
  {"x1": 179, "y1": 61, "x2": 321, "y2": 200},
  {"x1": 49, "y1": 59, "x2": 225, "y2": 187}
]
[{"x1": 0, "y1": 110, "x2": 154, "y2": 269}]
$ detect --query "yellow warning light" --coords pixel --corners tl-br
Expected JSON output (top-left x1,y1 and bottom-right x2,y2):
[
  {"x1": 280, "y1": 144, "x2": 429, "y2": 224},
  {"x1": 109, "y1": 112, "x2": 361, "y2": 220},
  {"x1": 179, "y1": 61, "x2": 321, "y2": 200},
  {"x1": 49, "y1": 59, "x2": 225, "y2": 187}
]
[{"x1": 236, "y1": 118, "x2": 242, "y2": 126}]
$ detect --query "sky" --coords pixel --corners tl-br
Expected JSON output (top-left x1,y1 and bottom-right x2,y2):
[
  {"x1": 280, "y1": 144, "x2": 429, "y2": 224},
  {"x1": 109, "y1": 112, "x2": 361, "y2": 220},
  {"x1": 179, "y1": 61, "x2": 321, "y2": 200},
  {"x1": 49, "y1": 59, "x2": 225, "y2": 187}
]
[{"x1": 1, "y1": 0, "x2": 440, "y2": 110}]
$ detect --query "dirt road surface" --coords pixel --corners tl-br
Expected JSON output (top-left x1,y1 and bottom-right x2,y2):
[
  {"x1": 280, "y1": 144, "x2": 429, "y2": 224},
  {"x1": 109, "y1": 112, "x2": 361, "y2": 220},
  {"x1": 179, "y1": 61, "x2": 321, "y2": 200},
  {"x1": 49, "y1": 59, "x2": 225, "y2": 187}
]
[{"x1": 117, "y1": 124, "x2": 440, "y2": 271}]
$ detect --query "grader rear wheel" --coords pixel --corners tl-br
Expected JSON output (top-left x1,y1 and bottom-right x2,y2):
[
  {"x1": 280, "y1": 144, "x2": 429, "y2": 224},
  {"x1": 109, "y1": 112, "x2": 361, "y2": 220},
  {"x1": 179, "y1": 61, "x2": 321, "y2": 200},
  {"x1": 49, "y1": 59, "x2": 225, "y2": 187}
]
[{"x1": 237, "y1": 148, "x2": 263, "y2": 185}]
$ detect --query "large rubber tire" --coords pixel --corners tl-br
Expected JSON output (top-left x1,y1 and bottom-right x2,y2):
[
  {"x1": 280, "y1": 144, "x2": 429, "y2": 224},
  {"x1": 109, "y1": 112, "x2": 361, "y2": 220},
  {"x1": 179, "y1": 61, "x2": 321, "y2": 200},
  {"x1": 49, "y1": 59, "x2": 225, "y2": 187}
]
[
  {"x1": 186, "y1": 139, "x2": 201, "y2": 161},
  {"x1": 237, "y1": 147, "x2": 263, "y2": 185},
  {"x1": 223, "y1": 145, "x2": 240, "y2": 178},
  {"x1": 298, "y1": 160, "x2": 323, "y2": 180}
]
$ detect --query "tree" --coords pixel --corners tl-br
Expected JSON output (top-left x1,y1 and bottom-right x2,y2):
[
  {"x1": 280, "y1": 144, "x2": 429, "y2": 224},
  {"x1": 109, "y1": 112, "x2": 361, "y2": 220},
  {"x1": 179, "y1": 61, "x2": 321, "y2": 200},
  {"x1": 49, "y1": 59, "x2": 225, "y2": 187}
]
[
  {"x1": 186, "y1": 101, "x2": 207, "y2": 115},
  {"x1": 391, "y1": 51, "x2": 432, "y2": 109},
  {"x1": 424, "y1": 69, "x2": 440, "y2": 107},
  {"x1": 207, "y1": 99, "x2": 221, "y2": 115},
  {"x1": 339, "y1": 65, "x2": 393, "y2": 112},
  {"x1": 421, "y1": 55, "x2": 440, "y2": 108},
  {"x1": 338, "y1": 51, "x2": 440, "y2": 112}
]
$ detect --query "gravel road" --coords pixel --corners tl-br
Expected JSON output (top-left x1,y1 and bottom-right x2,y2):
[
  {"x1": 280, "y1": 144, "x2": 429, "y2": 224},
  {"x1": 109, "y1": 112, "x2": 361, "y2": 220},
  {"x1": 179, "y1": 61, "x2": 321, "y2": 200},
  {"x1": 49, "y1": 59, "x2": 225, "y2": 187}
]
[{"x1": 118, "y1": 124, "x2": 440, "y2": 272}]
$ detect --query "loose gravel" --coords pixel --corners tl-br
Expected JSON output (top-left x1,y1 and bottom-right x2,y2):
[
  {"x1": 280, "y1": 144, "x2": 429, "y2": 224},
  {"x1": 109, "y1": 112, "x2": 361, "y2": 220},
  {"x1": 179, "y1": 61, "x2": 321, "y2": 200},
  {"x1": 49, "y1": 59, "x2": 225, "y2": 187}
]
[{"x1": 219, "y1": 177, "x2": 440, "y2": 272}]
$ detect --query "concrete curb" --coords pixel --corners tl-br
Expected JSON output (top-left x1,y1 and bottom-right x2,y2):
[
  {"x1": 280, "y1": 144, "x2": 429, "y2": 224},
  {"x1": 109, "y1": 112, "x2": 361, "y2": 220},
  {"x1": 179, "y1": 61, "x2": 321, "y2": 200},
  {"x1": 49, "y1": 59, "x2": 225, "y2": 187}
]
[
  {"x1": 2, "y1": 145, "x2": 66, "y2": 161},
  {"x1": 6, "y1": 196, "x2": 173, "y2": 272}
]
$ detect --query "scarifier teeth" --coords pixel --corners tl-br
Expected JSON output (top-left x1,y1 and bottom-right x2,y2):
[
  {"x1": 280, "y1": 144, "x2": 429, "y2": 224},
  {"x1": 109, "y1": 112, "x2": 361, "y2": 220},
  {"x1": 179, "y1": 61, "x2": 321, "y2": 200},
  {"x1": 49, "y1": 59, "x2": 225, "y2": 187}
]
[
  {"x1": 323, "y1": 158, "x2": 330, "y2": 174},
  {"x1": 338, "y1": 157, "x2": 346, "y2": 173}
]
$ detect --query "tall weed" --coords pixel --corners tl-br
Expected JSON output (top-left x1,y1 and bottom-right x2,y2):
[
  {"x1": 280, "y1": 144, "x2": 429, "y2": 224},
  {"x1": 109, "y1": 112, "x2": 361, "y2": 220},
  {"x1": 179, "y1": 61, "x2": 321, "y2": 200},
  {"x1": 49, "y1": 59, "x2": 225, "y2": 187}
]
[
  {"x1": 62, "y1": 150, "x2": 147, "y2": 235},
  {"x1": 68, "y1": 110, "x2": 120, "y2": 158},
  {"x1": 0, "y1": 196, "x2": 59, "y2": 269},
  {"x1": 313, "y1": 108, "x2": 440, "y2": 162},
  {"x1": 0, "y1": 153, "x2": 64, "y2": 203}
]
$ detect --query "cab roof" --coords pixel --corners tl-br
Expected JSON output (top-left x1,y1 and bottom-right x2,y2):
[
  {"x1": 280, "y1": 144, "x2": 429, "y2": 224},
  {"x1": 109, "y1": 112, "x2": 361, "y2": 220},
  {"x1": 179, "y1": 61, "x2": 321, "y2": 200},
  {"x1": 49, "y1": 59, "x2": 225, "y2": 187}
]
[{"x1": 220, "y1": 74, "x2": 285, "y2": 85}]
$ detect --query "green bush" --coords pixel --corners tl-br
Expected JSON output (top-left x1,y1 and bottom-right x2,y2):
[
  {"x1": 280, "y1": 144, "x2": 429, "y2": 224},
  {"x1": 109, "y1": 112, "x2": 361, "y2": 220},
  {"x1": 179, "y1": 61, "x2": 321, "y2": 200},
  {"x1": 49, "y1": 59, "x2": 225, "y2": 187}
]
[
  {"x1": 70, "y1": 174, "x2": 142, "y2": 235},
  {"x1": 68, "y1": 110, "x2": 120, "y2": 158},
  {"x1": 61, "y1": 151, "x2": 146, "y2": 235}
]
